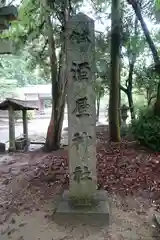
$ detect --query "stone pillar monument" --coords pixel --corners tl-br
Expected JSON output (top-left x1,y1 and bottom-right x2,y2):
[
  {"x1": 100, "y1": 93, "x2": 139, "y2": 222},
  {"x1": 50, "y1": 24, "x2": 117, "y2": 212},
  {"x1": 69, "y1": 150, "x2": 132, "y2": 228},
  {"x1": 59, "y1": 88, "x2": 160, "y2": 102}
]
[
  {"x1": 66, "y1": 13, "x2": 97, "y2": 204},
  {"x1": 55, "y1": 13, "x2": 109, "y2": 223}
]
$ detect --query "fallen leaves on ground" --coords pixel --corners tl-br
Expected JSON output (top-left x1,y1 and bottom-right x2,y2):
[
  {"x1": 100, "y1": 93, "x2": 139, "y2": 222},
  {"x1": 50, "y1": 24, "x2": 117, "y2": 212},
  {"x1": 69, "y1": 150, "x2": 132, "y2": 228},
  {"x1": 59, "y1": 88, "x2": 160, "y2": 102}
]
[{"x1": 0, "y1": 125, "x2": 160, "y2": 223}]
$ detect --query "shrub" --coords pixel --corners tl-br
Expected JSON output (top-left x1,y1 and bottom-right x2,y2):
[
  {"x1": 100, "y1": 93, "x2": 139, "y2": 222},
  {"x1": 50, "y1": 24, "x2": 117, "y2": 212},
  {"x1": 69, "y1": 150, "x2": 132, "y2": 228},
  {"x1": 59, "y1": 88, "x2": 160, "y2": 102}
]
[
  {"x1": 14, "y1": 110, "x2": 35, "y2": 121},
  {"x1": 27, "y1": 110, "x2": 35, "y2": 120},
  {"x1": 131, "y1": 106, "x2": 160, "y2": 151},
  {"x1": 121, "y1": 124, "x2": 132, "y2": 137},
  {"x1": 14, "y1": 111, "x2": 22, "y2": 120},
  {"x1": 120, "y1": 124, "x2": 129, "y2": 137}
]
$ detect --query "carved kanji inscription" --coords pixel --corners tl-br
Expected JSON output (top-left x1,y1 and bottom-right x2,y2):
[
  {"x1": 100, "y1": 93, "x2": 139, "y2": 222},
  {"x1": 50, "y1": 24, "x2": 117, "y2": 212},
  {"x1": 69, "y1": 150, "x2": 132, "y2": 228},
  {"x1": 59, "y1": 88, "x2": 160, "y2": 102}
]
[
  {"x1": 72, "y1": 97, "x2": 90, "y2": 117},
  {"x1": 71, "y1": 62, "x2": 90, "y2": 82}
]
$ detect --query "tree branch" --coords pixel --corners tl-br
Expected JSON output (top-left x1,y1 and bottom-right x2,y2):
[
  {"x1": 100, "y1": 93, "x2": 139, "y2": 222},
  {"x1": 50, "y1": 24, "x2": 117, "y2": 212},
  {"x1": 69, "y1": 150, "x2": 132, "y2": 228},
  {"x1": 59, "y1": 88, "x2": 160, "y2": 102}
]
[
  {"x1": 148, "y1": 94, "x2": 156, "y2": 106},
  {"x1": 19, "y1": 20, "x2": 45, "y2": 45},
  {"x1": 127, "y1": 0, "x2": 160, "y2": 66},
  {"x1": 39, "y1": 39, "x2": 48, "y2": 58},
  {"x1": 120, "y1": 84, "x2": 127, "y2": 93}
]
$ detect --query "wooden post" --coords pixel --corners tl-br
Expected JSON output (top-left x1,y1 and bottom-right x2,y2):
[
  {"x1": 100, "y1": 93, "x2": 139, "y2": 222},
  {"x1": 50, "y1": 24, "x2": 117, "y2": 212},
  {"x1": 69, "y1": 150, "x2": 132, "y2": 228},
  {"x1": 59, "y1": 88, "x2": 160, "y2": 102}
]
[
  {"x1": 8, "y1": 105, "x2": 15, "y2": 151},
  {"x1": 22, "y1": 109, "x2": 28, "y2": 143}
]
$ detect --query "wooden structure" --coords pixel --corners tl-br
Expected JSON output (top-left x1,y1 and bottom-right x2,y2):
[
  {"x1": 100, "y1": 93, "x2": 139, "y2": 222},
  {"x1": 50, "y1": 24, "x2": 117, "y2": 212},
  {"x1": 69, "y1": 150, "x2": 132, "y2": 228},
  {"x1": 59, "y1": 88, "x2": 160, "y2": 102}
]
[{"x1": 0, "y1": 98, "x2": 38, "y2": 151}]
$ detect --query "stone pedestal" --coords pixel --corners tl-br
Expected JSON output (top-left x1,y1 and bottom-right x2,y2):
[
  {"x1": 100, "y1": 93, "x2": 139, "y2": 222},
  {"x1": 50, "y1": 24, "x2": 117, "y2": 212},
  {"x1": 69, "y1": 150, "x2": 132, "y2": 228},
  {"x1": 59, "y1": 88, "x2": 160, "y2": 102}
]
[{"x1": 54, "y1": 190, "x2": 110, "y2": 225}]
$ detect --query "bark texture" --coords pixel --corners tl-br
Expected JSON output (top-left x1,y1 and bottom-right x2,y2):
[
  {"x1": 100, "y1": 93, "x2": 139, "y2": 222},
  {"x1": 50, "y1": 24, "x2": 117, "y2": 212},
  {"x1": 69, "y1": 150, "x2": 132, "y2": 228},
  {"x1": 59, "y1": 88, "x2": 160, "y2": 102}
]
[
  {"x1": 44, "y1": 1, "x2": 69, "y2": 151},
  {"x1": 109, "y1": 0, "x2": 121, "y2": 142}
]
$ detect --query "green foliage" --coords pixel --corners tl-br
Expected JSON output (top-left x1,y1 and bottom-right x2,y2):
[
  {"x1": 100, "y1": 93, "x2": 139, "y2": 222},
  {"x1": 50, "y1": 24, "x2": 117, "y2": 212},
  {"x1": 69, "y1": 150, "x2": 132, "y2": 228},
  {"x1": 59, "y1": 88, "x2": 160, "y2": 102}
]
[
  {"x1": 133, "y1": 96, "x2": 147, "y2": 117},
  {"x1": 120, "y1": 123, "x2": 134, "y2": 139},
  {"x1": 156, "y1": 0, "x2": 160, "y2": 10},
  {"x1": 27, "y1": 111, "x2": 35, "y2": 120},
  {"x1": 95, "y1": 33, "x2": 110, "y2": 88},
  {"x1": 134, "y1": 65, "x2": 159, "y2": 103},
  {"x1": 94, "y1": 77, "x2": 106, "y2": 99},
  {"x1": 15, "y1": 110, "x2": 35, "y2": 121},
  {"x1": 132, "y1": 106, "x2": 160, "y2": 151},
  {"x1": 0, "y1": 0, "x2": 158, "y2": 123},
  {"x1": 0, "y1": 54, "x2": 46, "y2": 98},
  {"x1": 15, "y1": 111, "x2": 22, "y2": 121},
  {"x1": 120, "y1": 124, "x2": 129, "y2": 137},
  {"x1": 0, "y1": 79, "x2": 17, "y2": 98},
  {"x1": 0, "y1": 54, "x2": 45, "y2": 88}
]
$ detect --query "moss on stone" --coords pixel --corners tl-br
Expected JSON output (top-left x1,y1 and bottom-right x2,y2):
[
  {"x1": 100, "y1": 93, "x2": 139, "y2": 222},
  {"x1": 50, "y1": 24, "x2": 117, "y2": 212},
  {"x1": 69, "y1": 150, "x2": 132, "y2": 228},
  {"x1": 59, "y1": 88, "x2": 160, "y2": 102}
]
[{"x1": 69, "y1": 195, "x2": 98, "y2": 209}]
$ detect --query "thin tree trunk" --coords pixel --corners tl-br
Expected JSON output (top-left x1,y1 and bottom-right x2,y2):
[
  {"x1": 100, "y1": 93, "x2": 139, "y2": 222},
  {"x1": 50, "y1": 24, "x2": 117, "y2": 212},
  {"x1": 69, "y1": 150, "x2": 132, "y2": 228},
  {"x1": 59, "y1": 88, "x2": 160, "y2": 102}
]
[
  {"x1": 44, "y1": 0, "x2": 69, "y2": 151},
  {"x1": 44, "y1": 14, "x2": 59, "y2": 150},
  {"x1": 155, "y1": 82, "x2": 160, "y2": 116},
  {"x1": 127, "y1": 0, "x2": 160, "y2": 116},
  {"x1": 120, "y1": 16, "x2": 137, "y2": 121},
  {"x1": 148, "y1": 94, "x2": 156, "y2": 106},
  {"x1": 109, "y1": 0, "x2": 121, "y2": 142},
  {"x1": 96, "y1": 96, "x2": 100, "y2": 122},
  {"x1": 119, "y1": 1, "x2": 124, "y2": 127},
  {"x1": 127, "y1": 0, "x2": 160, "y2": 65},
  {"x1": 127, "y1": 62, "x2": 135, "y2": 120},
  {"x1": 127, "y1": 90, "x2": 135, "y2": 120},
  {"x1": 119, "y1": 72, "x2": 121, "y2": 126},
  {"x1": 146, "y1": 88, "x2": 150, "y2": 105}
]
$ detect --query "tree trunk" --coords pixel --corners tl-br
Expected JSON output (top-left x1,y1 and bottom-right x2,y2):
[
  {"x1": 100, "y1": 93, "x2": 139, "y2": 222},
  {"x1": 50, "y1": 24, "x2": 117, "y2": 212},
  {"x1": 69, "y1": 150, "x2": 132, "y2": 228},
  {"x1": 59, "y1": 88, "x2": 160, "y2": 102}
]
[
  {"x1": 119, "y1": 2, "x2": 123, "y2": 127},
  {"x1": 109, "y1": 0, "x2": 121, "y2": 142},
  {"x1": 119, "y1": 73, "x2": 121, "y2": 126},
  {"x1": 96, "y1": 95, "x2": 100, "y2": 122},
  {"x1": 127, "y1": 0, "x2": 160, "y2": 116},
  {"x1": 127, "y1": 62, "x2": 135, "y2": 120},
  {"x1": 44, "y1": 14, "x2": 59, "y2": 151},
  {"x1": 120, "y1": 16, "x2": 137, "y2": 121},
  {"x1": 127, "y1": 0, "x2": 160, "y2": 65},
  {"x1": 155, "y1": 82, "x2": 160, "y2": 116},
  {"x1": 44, "y1": 1, "x2": 69, "y2": 151},
  {"x1": 127, "y1": 89, "x2": 135, "y2": 120}
]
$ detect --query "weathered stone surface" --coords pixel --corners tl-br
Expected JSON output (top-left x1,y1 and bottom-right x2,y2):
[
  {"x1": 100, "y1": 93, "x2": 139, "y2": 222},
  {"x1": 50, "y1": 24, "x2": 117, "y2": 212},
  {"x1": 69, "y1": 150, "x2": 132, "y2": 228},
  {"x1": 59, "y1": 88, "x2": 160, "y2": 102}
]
[
  {"x1": 54, "y1": 190, "x2": 110, "y2": 225},
  {"x1": 63, "y1": 189, "x2": 109, "y2": 203},
  {"x1": 55, "y1": 13, "x2": 110, "y2": 224},
  {"x1": 66, "y1": 12, "x2": 97, "y2": 199}
]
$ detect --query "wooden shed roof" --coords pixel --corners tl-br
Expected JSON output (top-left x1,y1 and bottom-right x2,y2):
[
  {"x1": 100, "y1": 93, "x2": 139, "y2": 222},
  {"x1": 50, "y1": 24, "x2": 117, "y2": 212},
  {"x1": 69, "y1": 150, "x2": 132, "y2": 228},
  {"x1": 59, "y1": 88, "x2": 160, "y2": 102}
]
[{"x1": 0, "y1": 98, "x2": 39, "y2": 110}]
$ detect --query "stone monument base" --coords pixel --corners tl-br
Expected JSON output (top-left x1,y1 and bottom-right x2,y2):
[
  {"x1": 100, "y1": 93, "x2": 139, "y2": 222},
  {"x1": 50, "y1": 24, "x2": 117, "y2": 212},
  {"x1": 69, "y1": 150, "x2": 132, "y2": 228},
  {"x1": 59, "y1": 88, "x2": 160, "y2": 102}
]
[{"x1": 54, "y1": 190, "x2": 110, "y2": 226}]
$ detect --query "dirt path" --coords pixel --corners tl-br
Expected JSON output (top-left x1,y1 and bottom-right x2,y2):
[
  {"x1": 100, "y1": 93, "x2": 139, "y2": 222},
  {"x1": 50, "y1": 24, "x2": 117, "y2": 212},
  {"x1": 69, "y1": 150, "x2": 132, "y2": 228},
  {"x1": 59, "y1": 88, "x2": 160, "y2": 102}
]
[
  {"x1": 0, "y1": 126, "x2": 160, "y2": 239},
  {"x1": 0, "y1": 195, "x2": 158, "y2": 240}
]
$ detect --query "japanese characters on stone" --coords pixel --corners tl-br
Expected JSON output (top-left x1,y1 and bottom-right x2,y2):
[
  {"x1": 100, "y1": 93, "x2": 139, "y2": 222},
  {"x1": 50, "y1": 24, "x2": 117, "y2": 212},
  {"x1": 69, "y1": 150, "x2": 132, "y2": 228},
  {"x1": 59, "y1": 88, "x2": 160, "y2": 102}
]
[
  {"x1": 71, "y1": 61, "x2": 90, "y2": 82},
  {"x1": 73, "y1": 165, "x2": 92, "y2": 183},
  {"x1": 66, "y1": 13, "x2": 97, "y2": 196},
  {"x1": 72, "y1": 97, "x2": 90, "y2": 117},
  {"x1": 69, "y1": 22, "x2": 91, "y2": 46},
  {"x1": 72, "y1": 132, "x2": 92, "y2": 151}
]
